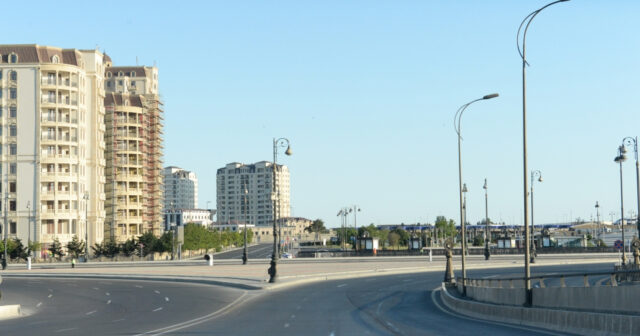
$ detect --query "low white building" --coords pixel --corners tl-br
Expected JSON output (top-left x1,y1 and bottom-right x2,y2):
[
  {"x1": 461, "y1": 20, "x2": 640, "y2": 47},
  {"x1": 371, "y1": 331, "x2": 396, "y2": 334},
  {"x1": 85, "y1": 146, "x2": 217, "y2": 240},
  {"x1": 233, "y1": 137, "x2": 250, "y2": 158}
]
[{"x1": 163, "y1": 208, "x2": 215, "y2": 231}]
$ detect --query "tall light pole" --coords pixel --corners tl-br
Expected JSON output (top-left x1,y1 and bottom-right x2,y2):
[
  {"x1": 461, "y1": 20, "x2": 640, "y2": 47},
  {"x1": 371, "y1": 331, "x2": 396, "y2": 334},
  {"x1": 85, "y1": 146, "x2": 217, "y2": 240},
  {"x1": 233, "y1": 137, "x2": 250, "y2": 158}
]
[
  {"x1": 595, "y1": 201, "x2": 601, "y2": 242},
  {"x1": 622, "y1": 137, "x2": 640, "y2": 235},
  {"x1": 268, "y1": 137, "x2": 291, "y2": 283},
  {"x1": 483, "y1": 179, "x2": 490, "y2": 260},
  {"x1": 350, "y1": 206, "x2": 361, "y2": 252},
  {"x1": 615, "y1": 145, "x2": 627, "y2": 265},
  {"x1": 243, "y1": 188, "x2": 248, "y2": 265},
  {"x1": 454, "y1": 93, "x2": 499, "y2": 293},
  {"x1": 26, "y1": 201, "x2": 31, "y2": 258},
  {"x1": 517, "y1": 0, "x2": 569, "y2": 305},
  {"x1": 462, "y1": 183, "x2": 469, "y2": 254},
  {"x1": 530, "y1": 170, "x2": 542, "y2": 263},
  {"x1": 83, "y1": 193, "x2": 90, "y2": 261}
]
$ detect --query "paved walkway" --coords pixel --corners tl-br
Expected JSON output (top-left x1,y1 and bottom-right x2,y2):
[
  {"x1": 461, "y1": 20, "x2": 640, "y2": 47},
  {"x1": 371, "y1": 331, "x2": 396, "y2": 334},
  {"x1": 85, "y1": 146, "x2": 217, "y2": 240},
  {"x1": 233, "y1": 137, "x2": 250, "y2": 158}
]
[{"x1": 1, "y1": 254, "x2": 621, "y2": 290}]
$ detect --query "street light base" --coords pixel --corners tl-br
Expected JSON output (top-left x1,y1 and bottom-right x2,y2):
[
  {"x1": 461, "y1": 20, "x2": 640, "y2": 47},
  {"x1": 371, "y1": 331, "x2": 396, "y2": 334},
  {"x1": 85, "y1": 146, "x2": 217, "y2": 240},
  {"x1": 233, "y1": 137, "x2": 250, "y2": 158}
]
[{"x1": 268, "y1": 260, "x2": 278, "y2": 283}]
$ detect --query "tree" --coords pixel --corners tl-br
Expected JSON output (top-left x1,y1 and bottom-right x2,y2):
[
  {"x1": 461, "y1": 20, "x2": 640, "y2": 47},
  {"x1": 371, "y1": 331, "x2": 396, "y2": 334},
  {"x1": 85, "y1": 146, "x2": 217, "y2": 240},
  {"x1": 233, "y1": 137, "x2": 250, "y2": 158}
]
[
  {"x1": 9, "y1": 239, "x2": 27, "y2": 260},
  {"x1": 66, "y1": 235, "x2": 86, "y2": 258},
  {"x1": 305, "y1": 219, "x2": 328, "y2": 240},
  {"x1": 473, "y1": 235, "x2": 484, "y2": 247},
  {"x1": 48, "y1": 238, "x2": 65, "y2": 260},
  {"x1": 388, "y1": 232, "x2": 401, "y2": 250},
  {"x1": 91, "y1": 243, "x2": 105, "y2": 257},
  {"x1": 435, "y1": 216, "x2": 456, "y2": 239},
  {"x1": 104, "y1": 240, "x2": 120, "y2": 258},
  {"x1": 390, "y1": 228, "x2": 410, "y2": 246},
  {"x1": 120, "y1": 239, "x2": 137, "y2": 257}
]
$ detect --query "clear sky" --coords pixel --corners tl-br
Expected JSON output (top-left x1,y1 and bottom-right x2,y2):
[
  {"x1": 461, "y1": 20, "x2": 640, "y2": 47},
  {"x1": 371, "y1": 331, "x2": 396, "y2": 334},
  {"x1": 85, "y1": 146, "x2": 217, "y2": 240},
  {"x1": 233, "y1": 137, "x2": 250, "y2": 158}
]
[{"x1": 6, "y1": 1, "x2": 640, "y2": 228}]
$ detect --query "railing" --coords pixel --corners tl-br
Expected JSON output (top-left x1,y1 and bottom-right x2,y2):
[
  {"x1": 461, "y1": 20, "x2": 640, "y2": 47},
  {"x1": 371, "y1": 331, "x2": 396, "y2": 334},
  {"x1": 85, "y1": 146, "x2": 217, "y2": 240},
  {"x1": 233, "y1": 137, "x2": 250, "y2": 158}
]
[{"x1": 464, "y1": 269, "x2": 640, "y2": 289}]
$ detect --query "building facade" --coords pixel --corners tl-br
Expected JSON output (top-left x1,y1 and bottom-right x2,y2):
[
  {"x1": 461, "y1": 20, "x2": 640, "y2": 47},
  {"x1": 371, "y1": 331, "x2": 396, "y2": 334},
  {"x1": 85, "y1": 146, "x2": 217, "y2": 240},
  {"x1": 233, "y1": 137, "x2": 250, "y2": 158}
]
[
  {"x1": 163, "y1": 166, "x2": 198, "y2": 211},
  {"x1": 163, "y1": 208, "x2": 215, "y2": 230},
  {"x1": 216, "y1": 161, "x2": 290, "y2": 227},
  {"x1": 104, "y1": 64, "x2": 164, "y2": 242},
  {"x1": 0, "y1": 45, "x2": 107, "y2": 253}
]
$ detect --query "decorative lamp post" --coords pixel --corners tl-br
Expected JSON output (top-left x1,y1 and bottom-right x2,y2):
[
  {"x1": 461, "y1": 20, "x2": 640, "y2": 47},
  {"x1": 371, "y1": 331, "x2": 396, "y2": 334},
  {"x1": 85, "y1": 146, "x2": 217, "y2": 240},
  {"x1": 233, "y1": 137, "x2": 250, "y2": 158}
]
[
  {"x1": 622, "y1": 137, "x2": 640, "y2": 235},
  {"x1": 595, "y1": 201, "x2": 601, "y2": 241},
  {"x1": 350, "y1": 206, "x2": 361, "y2": 252},
  {"x1": 530, "y1": 170, "x2": 542, "y2": 263},
  {"x1": 454, "y1": 93, "x2": 499, "y2": 294},
  {"x1": 83, "y1": 193, "x2": 90, "y2": 262},
  {"x1": 517, "y1": 0, "x2": 569, "y2": 305},
  {"x1": 615, "y1": 145, "x2": 627, "y2": 265},
  {"x1": 268, "y1": 137, "x2": 291, "y2": 283},
  {"x1": 483, "y1": 179, "x2": 490, "y2": 260},
  {"x1": 243, "y1": 188, "x2": 248, "y2": 265}
]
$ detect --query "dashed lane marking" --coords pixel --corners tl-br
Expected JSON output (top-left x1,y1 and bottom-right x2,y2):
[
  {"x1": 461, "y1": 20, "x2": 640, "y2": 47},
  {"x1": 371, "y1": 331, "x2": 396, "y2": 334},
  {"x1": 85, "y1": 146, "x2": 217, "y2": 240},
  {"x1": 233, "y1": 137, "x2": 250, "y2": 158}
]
[
  {"x1": 55, "y1": 327, "x2": 79, "y2": 333},
  {"x1": 165, "y1": 297, "x2": 170, "y2": 302},
  {"x1": 36, "y1": 302, "x2": 42, "y2": 308},
  {"x1": 107, "y1": 300, "x2": 112, "y2": 305},
  {"x1": 337, "y1": 284, "x2": 347, "y2": 288},
  {"x1": 48, "y1": 294, "x2": 53, "y2": 298},
  {"x1": 153, "y1": 307, "x2": 163, "y2": 312},
  {"x1": 86, "y1": 310, "x2": 97, "y2": 316}
]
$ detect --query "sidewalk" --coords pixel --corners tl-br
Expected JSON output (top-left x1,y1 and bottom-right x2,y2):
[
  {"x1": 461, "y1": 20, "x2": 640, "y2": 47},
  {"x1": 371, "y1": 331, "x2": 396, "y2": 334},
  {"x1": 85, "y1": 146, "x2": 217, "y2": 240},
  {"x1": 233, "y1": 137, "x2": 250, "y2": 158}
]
[{"x1": 0, "y1": 254, "x2": 620, "y2": 291}]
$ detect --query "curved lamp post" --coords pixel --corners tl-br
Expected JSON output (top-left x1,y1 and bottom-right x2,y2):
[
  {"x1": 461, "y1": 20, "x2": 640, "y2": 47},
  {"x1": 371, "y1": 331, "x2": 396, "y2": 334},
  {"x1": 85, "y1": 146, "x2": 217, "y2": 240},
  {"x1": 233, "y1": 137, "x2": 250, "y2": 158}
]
[
  {"x1": 615, "y1": 145, "x2": 627, "y2": 265},
  {"x1": 84, "y1": 193, "x2": 90, "y2": 262},
  {"x1": 530, "y1": 170, "x2": 542, "y2": 263},
  {"x1": 454, "y1": 93, "x2": 499, "y2": 294},
  {"x1": 622, "y1": 137, "x2": 640, "y2": 235},
  {"x1": 243, "y1": 188, "x2": 248, "y2": 265},
  {"x1": 350, "y1": 206, "x2": 361, "y2": 252},
  {"x1": 595, "y1": 201, "x2": 601, "y2": 242},
  {"x1": 517, "y1": 0, "x2": 569, "y2": 305},
  {"x1": 483, "y1": 179, "x2": 490, "y2": 260},
  {"x1": 268, "y1": 137, "x2": 292, "y2": 283}
]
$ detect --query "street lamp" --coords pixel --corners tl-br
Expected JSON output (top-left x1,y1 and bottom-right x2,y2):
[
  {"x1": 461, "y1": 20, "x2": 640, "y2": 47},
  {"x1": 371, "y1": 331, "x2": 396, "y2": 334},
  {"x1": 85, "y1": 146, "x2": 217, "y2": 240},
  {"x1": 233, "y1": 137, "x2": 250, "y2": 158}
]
[
  {"x1": 26, "y1": 201, "x2": 31, "y2": 258},
  {"x1": 454, "y1": 93, "x2": 499, "y2": 293},
  {"x1": 350, "y1": 206, "x2": 361, "y2": 252},
  {"x1": 595, "y1": 201, "x2": 601, "y2": 242},
  {"x1": 483, "y1": 179, "x2": 490, "y2": 260},
  {"x1": 243, "y1": 188, "x2": 248, "y2": 265},
  {"x1": 622, "y1": 137, "x2": 640, "y2": 236},
  {"x1": 462, "y1": 183, "x2": 469, "y2": 254},
  {"x1": 530, "y1": 170, "x2": 542, "y2": 263},
  {"x1": 615, "y1": 145, "x2": 627, "y2": 265},
  {"x1": 268, "y1": 137, "x2": 291, "y2": 283},
  {"x1": 83, "y1": 193, "x2": 90, "y2": 262},
  {"x1": 517, "y1": 0, "x2": 569, "y2": 305}
]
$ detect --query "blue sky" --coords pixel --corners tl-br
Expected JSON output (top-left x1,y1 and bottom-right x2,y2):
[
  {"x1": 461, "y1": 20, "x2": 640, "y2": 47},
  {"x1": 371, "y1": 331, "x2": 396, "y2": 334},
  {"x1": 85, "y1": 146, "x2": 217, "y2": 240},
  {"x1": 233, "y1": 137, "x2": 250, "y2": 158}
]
[{"x1": 7, "y1": 1, "x2": 640, "y2": 228}]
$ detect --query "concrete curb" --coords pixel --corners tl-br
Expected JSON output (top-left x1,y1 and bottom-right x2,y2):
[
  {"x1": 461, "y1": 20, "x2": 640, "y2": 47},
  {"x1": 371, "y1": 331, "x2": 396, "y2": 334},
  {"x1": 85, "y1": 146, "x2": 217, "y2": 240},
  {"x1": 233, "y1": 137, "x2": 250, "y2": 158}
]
[
  {"x1": 0, "y1": 304, "x2": 21, "y2": 320},
  {"x1": 439, "y1": 283, "x2": 640, "y2": 336}
]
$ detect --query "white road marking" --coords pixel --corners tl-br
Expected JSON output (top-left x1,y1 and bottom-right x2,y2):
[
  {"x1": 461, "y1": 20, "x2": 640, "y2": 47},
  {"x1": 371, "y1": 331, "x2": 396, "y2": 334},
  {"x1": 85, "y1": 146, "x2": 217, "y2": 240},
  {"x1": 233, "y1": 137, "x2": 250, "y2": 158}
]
[
  {"x1": 165, "y1": 297, "x2": 170, "y2": 302},
  {"x1": 107, "y1": 300, "x2": 112, "y2": 305},
  {"x1": 92, "y1": 287, "x2": 100, "y2": 291},
  {"x1": 329, "y1": 332, "x2": 335, "y2": 336},
  {"x1": 112, "y1": 318, "x2": 126, "y2": 322},
  {"x1": 48, "y1": 294, "x2": 53, "y2": 298},
  {"x1": 376, "y1": 301, "x2": 384, "y2": 315},
  {"x1": 86, "y1": 310, "x2": 97, "y2": 315},
  {"x1": 36, "y1": 302, "x2": 42, "y2": 308},
  {"x1": 105, "y1": 292, "x2": 110, "y2": 296},
  {"x1": 135, "y1": 285, "x2": 143, "y2": 288},
  {"x1": 153, "y1": 307, "x2": 163, "y2": 312},
  {"x1": 55, "y1": 327, "x2": 78, "y2": 333},
  {"x1": 337, "y1": 284, "x2": 347, "y2": 288},
  {"x1": 290, "y1": 314, "x2": 296, "y2": 319},
  {"x1": 154, "y1": 290, "x2": 161, "y2": 294},
  {"x1": 284, "y1": 323, "x2": 290, "y2": 328}
]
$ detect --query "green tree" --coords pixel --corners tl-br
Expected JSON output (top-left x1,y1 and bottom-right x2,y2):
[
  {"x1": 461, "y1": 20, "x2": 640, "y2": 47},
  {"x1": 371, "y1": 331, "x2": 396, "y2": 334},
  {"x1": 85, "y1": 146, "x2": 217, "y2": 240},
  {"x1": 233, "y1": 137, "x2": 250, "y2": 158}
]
[
  {"x1": 305, "y1": 219, "x2": 328, "y2": 240},
  {"x1": 435, "y1": 216, "x2": 456, "y2": 239},
  {"x1": 48, "y1": 238, "x2": 65, "y2": 260},
  {"x1": 473, "y1": 235, "x2": 484, "y2": 247},
  {"x1": 104, "y1": 240, "x2": 120, "y2": 258},
  {"x1": 66, "y1": 235, "x2": 86, "y2": 258},
  {"x1": 9, "y1": 239, "x2": 27, "y2": 260},
  {"x1": 390, "y1": 228, "x2": 410, "y2": 246},
  {"x1": 120, "y1": 239, "x2": 137, "y2": 257},
  {"x1": 91, "y1": 243, "x2": 105, "y2": 257},
  {"x1": 388, "y1": 232, "x2": 401, "y2": 249}
]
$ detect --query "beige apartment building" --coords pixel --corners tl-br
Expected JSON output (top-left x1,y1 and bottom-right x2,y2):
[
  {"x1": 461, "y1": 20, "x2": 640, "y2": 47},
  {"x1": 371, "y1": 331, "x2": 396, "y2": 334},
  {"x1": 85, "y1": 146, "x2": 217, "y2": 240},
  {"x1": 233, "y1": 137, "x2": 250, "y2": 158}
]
[
  {"x1": 0, "y1": 45, "x2": 107, "y2": 254},
  {"x1": 216, "y1": 161, "x2": 290, "y2": 227},
  {"x1": 104, "y1": 63, "x2": 164, "y2": 242}
]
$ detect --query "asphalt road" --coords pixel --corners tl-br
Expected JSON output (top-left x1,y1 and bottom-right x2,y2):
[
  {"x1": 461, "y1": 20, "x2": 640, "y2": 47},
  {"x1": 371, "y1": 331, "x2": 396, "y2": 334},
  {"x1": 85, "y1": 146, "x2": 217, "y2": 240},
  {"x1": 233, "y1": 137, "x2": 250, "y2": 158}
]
[
  {"x1": 0, "y1": 278, "x2": 245, "y2": 336},
  {"x1": 0, "y1": 260, "x2": 617, "y2": 336},
  {"x1": 171, "y1": 262, "x2": 614, "y2": 336},
  {"x1": 214, "y1": 243, "x2": 276, "y2": 259}
]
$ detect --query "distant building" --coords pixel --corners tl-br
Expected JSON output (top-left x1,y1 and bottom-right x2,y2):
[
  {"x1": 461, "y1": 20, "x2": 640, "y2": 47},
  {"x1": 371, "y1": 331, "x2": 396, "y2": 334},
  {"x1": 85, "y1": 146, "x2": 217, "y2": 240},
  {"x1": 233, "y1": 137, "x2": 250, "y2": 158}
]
[
  {"x1": 163, "y1": 208, "x2": 215, "y2": 230},
  {"x1": 163, "y1": 166, "x2": 198, "y2": 211},
  {"x1": 216, "y1": 161, "x2": 290, "y2": 227}
]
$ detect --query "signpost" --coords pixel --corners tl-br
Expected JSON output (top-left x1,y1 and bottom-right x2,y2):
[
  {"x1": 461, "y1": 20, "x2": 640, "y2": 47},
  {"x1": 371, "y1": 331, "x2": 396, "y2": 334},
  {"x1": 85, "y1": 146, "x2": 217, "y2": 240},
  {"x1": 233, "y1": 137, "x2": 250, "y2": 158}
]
[{"x1": 614, "y1": 240, "x2": 623, "y2": 250}]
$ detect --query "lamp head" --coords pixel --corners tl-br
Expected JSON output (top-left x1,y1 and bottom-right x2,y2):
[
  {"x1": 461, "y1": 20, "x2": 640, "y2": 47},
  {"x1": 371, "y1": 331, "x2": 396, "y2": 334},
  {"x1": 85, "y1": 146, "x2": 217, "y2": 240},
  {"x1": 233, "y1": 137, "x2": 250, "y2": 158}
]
[
  {"x1": 538, "y1": 176, "x2": 543, "y2": 183},
  {"x1": 462, "y1": 183, "x2": 468, "y2": 193},
  {"x1": 483, "y1": 178, "x2": 487, "y2": 190},
  {"x1": 620, "y1": 145, "x2": 627, "y2": 154},
  {"x1": 595, "y1": 201, "x2": 599, "y2": 208},
  {"x1": 483, "y1": 93, "x2": 499, "y2": 100},
  {"x1": 285, "y1": 145, "x2": 292, "y2": 156}
]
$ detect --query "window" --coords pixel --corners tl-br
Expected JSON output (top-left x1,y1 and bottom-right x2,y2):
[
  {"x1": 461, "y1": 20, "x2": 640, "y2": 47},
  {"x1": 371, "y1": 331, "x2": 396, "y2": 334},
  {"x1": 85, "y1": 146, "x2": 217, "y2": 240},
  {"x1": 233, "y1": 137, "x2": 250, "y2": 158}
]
[
  {"x1": 9, "y1": 200, "x2": 16, "y2": 211},
  {"x1": 9, "y1": 144, "x2": 17, "y2": 155},
  {"x1": 9, "y1": 125, "x2": 16, "y2": 137},
  {"x1": 9, "y1": 88, "x2": 16, "y2": 99},
  {"x1": 118, "y1": 80, "x2": 123, "y2": 86},
  {"x1": 51, "y1": 55, "x2": 59, "y2": 63},
  {"x1": 107, "y1": 81, "x2": 111, "y2": 88},
  {"x1": 131, "y1": 81, "x2": 136, "y2": 87},
  {"x1": 131, "y1": 71, "x2": 136, "y2": 77},
  {"x1": 9, "y1": 163, "x2": 16, "y2": 175},
  {"x1": 9, "y1": 182, "x2": 15, "y2": 193},
  {"x1": 106, "y1": 72, "x2": 112, "y2": 78},
  {"x1": 9, "y1": 222, "x2": 16, "y2": 234},
  {"x1": 118, "y1": 71, "x2": 124, "y2": 77},
  {"x1": 9, "y1": 106, "x2": 16, "y2": 118},
  {"x1": 0, "y1": 89, "x2": 2, "y2": 99},
  {"x1": 9, "y1": 71, "x2": 17, "y2": 81},
  {"x1": 9, "y1": 53, "x2": 18, "y2": 63}
]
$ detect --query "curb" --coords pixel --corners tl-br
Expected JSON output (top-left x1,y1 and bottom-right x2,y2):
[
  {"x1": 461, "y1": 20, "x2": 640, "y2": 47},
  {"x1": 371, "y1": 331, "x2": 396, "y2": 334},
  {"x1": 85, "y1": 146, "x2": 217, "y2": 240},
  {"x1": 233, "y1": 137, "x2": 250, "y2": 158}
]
[{"x1": 0, "y1": 304, "x2": 21, "y2": 320}]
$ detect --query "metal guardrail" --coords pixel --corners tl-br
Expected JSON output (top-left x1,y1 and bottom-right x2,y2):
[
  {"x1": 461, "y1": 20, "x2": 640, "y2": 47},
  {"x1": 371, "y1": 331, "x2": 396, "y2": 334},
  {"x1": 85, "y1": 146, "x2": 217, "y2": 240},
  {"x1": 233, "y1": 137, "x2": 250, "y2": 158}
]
[{"x1": 464, "y1": 269, "x2": 640, "y2": 288}]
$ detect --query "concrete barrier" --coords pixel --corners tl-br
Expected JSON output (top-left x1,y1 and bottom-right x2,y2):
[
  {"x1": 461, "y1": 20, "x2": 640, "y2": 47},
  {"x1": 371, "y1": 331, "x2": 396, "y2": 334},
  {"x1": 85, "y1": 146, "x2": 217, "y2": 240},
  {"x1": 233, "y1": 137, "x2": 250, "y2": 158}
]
[
  {"x1": 533, "y1": 286, "x2": 640, "y2": 314},
  {"x1": 0, "y1": 305, "x2": 21, "y2": 320},
  {"x1": 440, "y1": 283, "x2": 640, "y2": 336}
]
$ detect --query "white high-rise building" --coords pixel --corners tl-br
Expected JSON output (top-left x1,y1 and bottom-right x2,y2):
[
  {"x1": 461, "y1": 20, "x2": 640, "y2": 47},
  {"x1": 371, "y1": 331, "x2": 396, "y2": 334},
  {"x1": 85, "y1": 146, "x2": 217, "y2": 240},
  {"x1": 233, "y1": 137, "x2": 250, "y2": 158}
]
[
  {"x1": 0, "y1": 45, "x2": 107, "y2": 253},
  {"x1": 163, "y1": 166, "x2": 198, "y2": 210},
  {"x1": 216, "y1": 161, "x2": 290, "y2": 227}
]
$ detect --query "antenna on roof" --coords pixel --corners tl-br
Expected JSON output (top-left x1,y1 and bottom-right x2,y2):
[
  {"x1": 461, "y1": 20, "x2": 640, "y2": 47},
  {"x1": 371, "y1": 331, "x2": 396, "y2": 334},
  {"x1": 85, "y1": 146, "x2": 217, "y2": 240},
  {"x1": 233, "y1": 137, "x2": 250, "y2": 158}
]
[{"x1": 136, "y1": 56, "x2": 139, "y2": 65}]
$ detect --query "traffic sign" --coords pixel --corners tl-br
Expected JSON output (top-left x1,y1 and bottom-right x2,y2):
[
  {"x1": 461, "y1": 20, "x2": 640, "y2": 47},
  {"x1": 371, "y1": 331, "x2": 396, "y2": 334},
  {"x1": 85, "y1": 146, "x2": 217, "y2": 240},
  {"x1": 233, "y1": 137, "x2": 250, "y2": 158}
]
[{"x1": 614, "y1": 240, "x2": 623, "y2": 250}]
